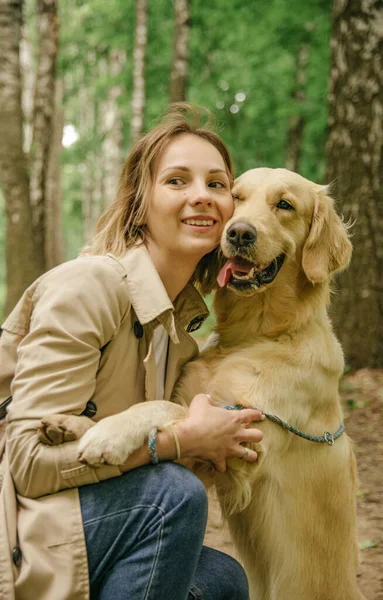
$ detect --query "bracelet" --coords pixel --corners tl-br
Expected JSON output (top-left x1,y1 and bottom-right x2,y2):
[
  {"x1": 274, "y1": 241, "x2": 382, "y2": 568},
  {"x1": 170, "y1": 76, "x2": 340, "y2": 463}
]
[
  {"x1": 165, "y1": 422, "x2": 182, "y2": 460},
  {"x1": 148, "y1": 427, "x2": 159, "y2": 464}
]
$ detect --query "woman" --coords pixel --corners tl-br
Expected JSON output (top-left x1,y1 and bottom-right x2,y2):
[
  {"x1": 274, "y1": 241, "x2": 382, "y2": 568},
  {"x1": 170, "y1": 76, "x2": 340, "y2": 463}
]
[{"x1": 0, "y1": 104, "x2": 264, "y2": 600}]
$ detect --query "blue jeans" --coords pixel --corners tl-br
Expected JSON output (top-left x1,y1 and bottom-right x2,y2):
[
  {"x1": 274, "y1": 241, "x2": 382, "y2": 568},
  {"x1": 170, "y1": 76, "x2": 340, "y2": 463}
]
[{"x1": 79, "y1": 463, "x2": 249, "y2": 600}]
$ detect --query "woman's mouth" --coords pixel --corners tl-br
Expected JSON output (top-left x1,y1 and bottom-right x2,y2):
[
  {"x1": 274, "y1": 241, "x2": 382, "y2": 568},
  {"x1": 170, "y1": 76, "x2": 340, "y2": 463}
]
[{"x1": 182, "y1": 217, "x2": 217, "y2": 228}]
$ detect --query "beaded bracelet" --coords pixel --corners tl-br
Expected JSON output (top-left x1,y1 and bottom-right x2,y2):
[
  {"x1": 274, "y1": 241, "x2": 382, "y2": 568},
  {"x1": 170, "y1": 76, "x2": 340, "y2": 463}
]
[{"x1": 148, "y1": 427, "x2": 159, "y2": 464}]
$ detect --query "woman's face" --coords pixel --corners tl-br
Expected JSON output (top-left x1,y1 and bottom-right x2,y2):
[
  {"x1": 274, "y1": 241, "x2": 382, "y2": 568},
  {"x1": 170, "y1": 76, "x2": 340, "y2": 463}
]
[{"x1": 145, "y1": 133, "x2": 234, "y2": 268}]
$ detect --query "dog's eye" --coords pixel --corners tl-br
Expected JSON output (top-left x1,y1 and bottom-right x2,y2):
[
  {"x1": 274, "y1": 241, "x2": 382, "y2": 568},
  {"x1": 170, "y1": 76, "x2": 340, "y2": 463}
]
[
  {"x1": 277, "y1": 200, "x2": 294, "y2": 210},
  {"x1": 233, "y1": 193, "x2": 243, "y2": 202}
]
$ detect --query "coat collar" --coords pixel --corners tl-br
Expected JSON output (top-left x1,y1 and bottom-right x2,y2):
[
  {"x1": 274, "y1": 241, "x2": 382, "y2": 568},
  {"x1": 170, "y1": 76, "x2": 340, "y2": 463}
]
[{"x1": 108, "y1": 245, "x2": 209, "y2": 343}]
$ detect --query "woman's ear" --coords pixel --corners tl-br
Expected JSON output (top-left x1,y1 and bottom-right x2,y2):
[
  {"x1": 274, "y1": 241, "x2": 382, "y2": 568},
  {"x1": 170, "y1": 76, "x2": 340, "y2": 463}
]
[{"x1": 302, "y1": 186, "x2": 352, "y2": 284}]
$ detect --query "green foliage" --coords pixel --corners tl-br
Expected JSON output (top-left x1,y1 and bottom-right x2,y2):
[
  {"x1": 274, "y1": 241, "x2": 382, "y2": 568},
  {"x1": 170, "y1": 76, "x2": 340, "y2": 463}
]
[
  {"x1": 57, "y1": 0, "x2": 331, "y2": 260},
  {"x1": 358, "y1": 539, "x2": 378, "y2": 550},
  {"x1": 0, "y1": 0, "x2": 332, "y2": 304},
  {"x1": 193, "y1": 293, "x2": 215, "y2": 341}
]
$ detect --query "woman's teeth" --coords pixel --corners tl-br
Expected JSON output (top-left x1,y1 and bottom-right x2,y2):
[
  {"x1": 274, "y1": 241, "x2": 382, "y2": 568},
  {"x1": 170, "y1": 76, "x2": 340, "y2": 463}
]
[{"x1": 183, "y1": 219, "x2": 215, "y2": 226}]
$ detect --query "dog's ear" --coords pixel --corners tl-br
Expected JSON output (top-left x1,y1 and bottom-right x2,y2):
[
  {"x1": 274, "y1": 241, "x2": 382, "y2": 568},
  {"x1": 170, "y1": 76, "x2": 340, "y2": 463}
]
[{"x1": 302, "y1": 186, "x2": 352, "y2": 284}]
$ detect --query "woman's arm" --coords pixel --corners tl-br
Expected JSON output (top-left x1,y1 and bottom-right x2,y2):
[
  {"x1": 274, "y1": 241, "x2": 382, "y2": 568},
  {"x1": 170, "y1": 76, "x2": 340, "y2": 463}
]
[
  {"x1": 119, "y1": 429, "x2": 179, "y2": 472},
  {"x1": 6, "y1": 258, "x2": 130, "y2": 499},
  {"x1": 119, "y1": 394, "x2": 264, "y2": 473}
]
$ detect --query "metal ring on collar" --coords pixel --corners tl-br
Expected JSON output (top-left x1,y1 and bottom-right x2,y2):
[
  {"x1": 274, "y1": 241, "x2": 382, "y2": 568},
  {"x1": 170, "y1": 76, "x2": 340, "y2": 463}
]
[{"x1": 324, "y1": 431, "x2": 335, "y2": 446}]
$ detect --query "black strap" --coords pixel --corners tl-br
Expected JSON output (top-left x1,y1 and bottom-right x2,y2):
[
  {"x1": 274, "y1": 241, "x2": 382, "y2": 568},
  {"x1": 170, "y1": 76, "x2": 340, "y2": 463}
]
[{"x1": 0, "y1": 396, "x2": 12, "y2": 420}]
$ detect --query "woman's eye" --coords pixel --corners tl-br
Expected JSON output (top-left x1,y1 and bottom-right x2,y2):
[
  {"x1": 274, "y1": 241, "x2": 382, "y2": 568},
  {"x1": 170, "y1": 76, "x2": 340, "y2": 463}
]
[
  {"x1": 209, "y1": 181, "x2": 226, "y2": 189},
  {"x1": 167, "y1": 177, "x2": 184, "y2": 185},
  {"x1": 277, "y1": 199, "x2": 294, "y2": 210}
]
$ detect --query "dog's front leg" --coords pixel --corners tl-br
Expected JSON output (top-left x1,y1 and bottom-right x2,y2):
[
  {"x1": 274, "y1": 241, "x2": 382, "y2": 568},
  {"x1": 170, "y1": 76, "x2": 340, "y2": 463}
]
[
  {"x1": 77, "y1": 401, "x2": 186, "y2": 467},
  {"x1": 171, "y1": 357, "x2": 212, "y2": 407},
  {"x1": 77, "y1": 356, "x2": 211, "y2": 467}
]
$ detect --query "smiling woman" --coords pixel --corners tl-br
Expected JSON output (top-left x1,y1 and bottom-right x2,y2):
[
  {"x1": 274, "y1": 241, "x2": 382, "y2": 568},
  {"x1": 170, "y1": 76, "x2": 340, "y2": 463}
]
[
  {"x1": 1, "y1": 103, "x2": 265, "y2": 600},
  {"x1": 145, "y1": 132, "x2": 233, "y2": 301},
  {"x1": 83, "y1": 103, "x2": 235, "y2": 297}
]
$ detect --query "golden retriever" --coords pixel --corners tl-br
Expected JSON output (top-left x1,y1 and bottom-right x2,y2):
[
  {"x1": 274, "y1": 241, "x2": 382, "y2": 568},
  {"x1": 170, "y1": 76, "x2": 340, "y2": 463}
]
[{"x1": 40, "y1": 168, "x2": 364, "y2": 600}]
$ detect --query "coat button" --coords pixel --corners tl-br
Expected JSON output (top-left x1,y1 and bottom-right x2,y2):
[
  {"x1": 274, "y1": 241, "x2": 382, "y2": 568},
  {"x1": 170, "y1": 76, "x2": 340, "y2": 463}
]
[
  {"x1": 133, "y1": 321, "x2": 144, "y2": 339},
  {"x1": 81, "y1": 400, "x2": 97, "y2": 418},
  {"x1": 12, "y1": 546, "x2": 22, "y2": 567}
]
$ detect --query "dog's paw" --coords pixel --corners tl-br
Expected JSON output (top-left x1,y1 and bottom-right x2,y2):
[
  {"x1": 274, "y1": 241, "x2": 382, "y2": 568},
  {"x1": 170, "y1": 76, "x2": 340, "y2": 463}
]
[
  {"x1": 77, "y1": 417, "x2": 144, "y2": 467},
  {"x1": 38, "y1": 414, "x2": 94, "y2": 445}
]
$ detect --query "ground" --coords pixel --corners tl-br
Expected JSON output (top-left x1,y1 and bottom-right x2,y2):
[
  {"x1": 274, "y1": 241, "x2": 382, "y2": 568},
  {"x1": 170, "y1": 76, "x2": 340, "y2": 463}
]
[{"x1": 203, "y1": 369, "x2": 383, "y2": 600}]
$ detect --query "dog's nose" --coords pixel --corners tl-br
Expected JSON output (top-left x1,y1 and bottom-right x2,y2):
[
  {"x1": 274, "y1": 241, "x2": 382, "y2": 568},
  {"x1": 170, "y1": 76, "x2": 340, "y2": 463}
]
[{"x1": 226, "y1": 222, "x2": 257, "y2": 247}]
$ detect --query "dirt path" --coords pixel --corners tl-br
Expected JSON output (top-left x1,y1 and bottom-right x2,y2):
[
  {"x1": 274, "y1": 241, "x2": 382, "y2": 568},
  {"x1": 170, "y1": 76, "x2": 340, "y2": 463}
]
[{"x1": 203, "y1": 369, "x2": 383, "y2": 600}]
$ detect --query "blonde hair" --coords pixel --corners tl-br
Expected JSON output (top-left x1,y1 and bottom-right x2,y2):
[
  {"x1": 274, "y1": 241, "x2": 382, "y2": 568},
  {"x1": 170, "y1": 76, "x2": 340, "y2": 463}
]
[{"x1": 81, "y1": 103, "x2": 234, "y2": 294}]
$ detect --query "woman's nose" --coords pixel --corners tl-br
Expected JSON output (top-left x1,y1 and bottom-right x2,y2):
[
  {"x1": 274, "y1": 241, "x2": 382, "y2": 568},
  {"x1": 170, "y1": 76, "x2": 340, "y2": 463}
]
[{"x1": 189, "y1": 182, "x2": 213, "y2": 206}]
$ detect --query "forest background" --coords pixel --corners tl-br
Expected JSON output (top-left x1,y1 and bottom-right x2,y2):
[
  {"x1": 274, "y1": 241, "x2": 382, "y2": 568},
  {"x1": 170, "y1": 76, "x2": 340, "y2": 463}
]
[
  {"x1": 0, "y1": 0, "x2": 382, "y2": 370},
  {"x1": 0, "y1": 1, "x2": 382, "y2": 596}
]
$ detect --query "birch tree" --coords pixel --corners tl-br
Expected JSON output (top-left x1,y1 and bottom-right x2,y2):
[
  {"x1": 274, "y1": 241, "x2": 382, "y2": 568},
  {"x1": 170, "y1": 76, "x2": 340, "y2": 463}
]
[
  {"x1": 131, "y1": 0, "x2": 148, "y2": 143},
  {"x1": 0, "y1": 0, "x2": 40, "y2": 314},
  {"x1": 101, "y1": 49, "x2": 125, "y2": 206},
  {"x1": 0, "y1": 0, "x2": 59, "y2": 314},
  {"x1": 45, "y1": 79, "x2": 64, "y2": 270},
  {"x1": 79, "y1": 79, "x2": 101, "y2": 243},
  {"x1": 30, "y1": 0, "x2": 59, "y2": 273},
  {"x1": 285, "y1": 44, "x2": 309, "y2": 173},
  {"x1": 170, "y1": 0, "x2": 190, "y2": 102},
  {"x1": 327, "y1": 0, "x2": 383, "y2": 368}
]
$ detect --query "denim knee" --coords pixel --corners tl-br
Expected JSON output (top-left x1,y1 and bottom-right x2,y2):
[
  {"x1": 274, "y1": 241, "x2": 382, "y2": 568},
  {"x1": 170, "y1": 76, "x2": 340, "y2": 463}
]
[
  {"x1": 160, "y1": 463, "x2": 208, "y2": 525},
  {"x1": 191, "y1": 547, "x2": 250, "y2": 600},
  {"x1": 223, "y1": 555, "x2": 249, "y2": 600}
]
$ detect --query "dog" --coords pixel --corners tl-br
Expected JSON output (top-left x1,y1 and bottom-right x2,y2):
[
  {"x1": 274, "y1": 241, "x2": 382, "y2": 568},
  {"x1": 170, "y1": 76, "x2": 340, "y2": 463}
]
[{"x1": 39, "y1": 168, "x2": 364, "y2": 600}]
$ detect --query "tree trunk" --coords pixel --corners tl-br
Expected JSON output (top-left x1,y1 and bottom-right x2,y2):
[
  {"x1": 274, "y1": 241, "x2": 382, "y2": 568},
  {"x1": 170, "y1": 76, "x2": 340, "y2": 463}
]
[
  {"x1": 20, "y1": 15, "x2": 35, "y2": 154},
  {"x1": 285, "y1": 44, "x2": 309, "y2": 173},
  {"x1": 101, "y1": 49, "x2": 124, "y2": 206},
  {"x1": 327, "y1": 0, "x2": 383, "y2": 368},
  {"x1": 82, "y1": 160, "x2": 94, "y2": 244},
  {"x1": 131, "y1": 0, "x2": 148, "y2": 144},
  {"x1": 0, "y1": 0, "x2": 40, "y2": 315},
  {"x1": 170, "y1": 0, "x2": 190, "y2": 102},
  {"x1": 30, "y1": 0, "x2": 58, "y2": 274},
  {"x1": 81, "y1": 92, "x2": 101, "y2": 243},
  {"x1": 45, "y1": 79, "x2": 64, "y2": 270}
]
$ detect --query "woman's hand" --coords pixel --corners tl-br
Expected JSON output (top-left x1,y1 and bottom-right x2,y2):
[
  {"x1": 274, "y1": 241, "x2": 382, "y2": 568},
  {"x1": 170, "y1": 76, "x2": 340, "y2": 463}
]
[{"x1": 174, "y1": 393, "x2": 264, "y2": 472}]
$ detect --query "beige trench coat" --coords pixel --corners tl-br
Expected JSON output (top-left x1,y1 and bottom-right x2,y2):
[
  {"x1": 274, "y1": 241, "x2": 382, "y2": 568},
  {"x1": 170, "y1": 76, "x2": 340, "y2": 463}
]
[{"x1": 0, "y1": 245, "x2": 208, "y2": 600}]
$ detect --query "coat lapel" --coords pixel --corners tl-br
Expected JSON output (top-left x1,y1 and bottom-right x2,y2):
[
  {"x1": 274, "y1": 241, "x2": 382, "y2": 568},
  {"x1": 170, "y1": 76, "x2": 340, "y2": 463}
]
[{"x1": 111, "y1": 245, "x2": 209, "y2": 402}]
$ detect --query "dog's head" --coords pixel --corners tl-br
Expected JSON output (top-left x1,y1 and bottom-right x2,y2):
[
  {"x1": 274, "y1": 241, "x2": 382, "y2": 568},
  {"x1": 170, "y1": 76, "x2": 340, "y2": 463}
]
[{"x1": 218, "y1": 168, "x2": 352, "y2": 296}]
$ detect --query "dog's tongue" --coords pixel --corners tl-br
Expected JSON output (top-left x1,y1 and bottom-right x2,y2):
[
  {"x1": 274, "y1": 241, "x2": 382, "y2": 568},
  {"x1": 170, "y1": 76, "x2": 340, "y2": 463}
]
[{"x1": 217, "y1": 258, "x2": 254, "y2": 288}]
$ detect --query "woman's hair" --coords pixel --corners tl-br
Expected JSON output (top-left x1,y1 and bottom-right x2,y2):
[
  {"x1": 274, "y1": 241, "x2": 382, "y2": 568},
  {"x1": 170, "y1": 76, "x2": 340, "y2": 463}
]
[{"x1": 81, "y1": 103, "x2": 234, "y2": 294}]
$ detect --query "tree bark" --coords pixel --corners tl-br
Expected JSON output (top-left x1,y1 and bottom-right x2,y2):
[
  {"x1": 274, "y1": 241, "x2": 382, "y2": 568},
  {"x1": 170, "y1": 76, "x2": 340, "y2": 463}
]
[
  {"x1": 131, "y1": 0, "x2": 148, "y2": 144},
  {"x1": 82, "y1": 160, "x2": 94, "y2": 244},
  {"x1": 81, "y1": 91, "x2": 101, "y2": 243},
  {"x1": 82, "y1": 152, "x2": 105, "y2": 244},
  {"x1": 327, "y1": 0, "x2": 383, "y2": 368},
  {"x1": 101, "y1": 49, "x2": 124, "y2": 205},
  {"x1": 20, "y1": 16, "x2": 35, "y2": 154},
  {"x1": 0, "y1": 0, "x2": 40, "y2": 315},
  {"x1": 170, "y1": 0, "x2": 190, "y2": 103},
  {"x1": 285, "y1": 44, "x2": 309, "y2": 173},
  {"x1": 30, "y1": 0, "x2": 58, "y2": 274},
  {"x1": 45, "y1": 78, "x2": 64, "y2": 270}
]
